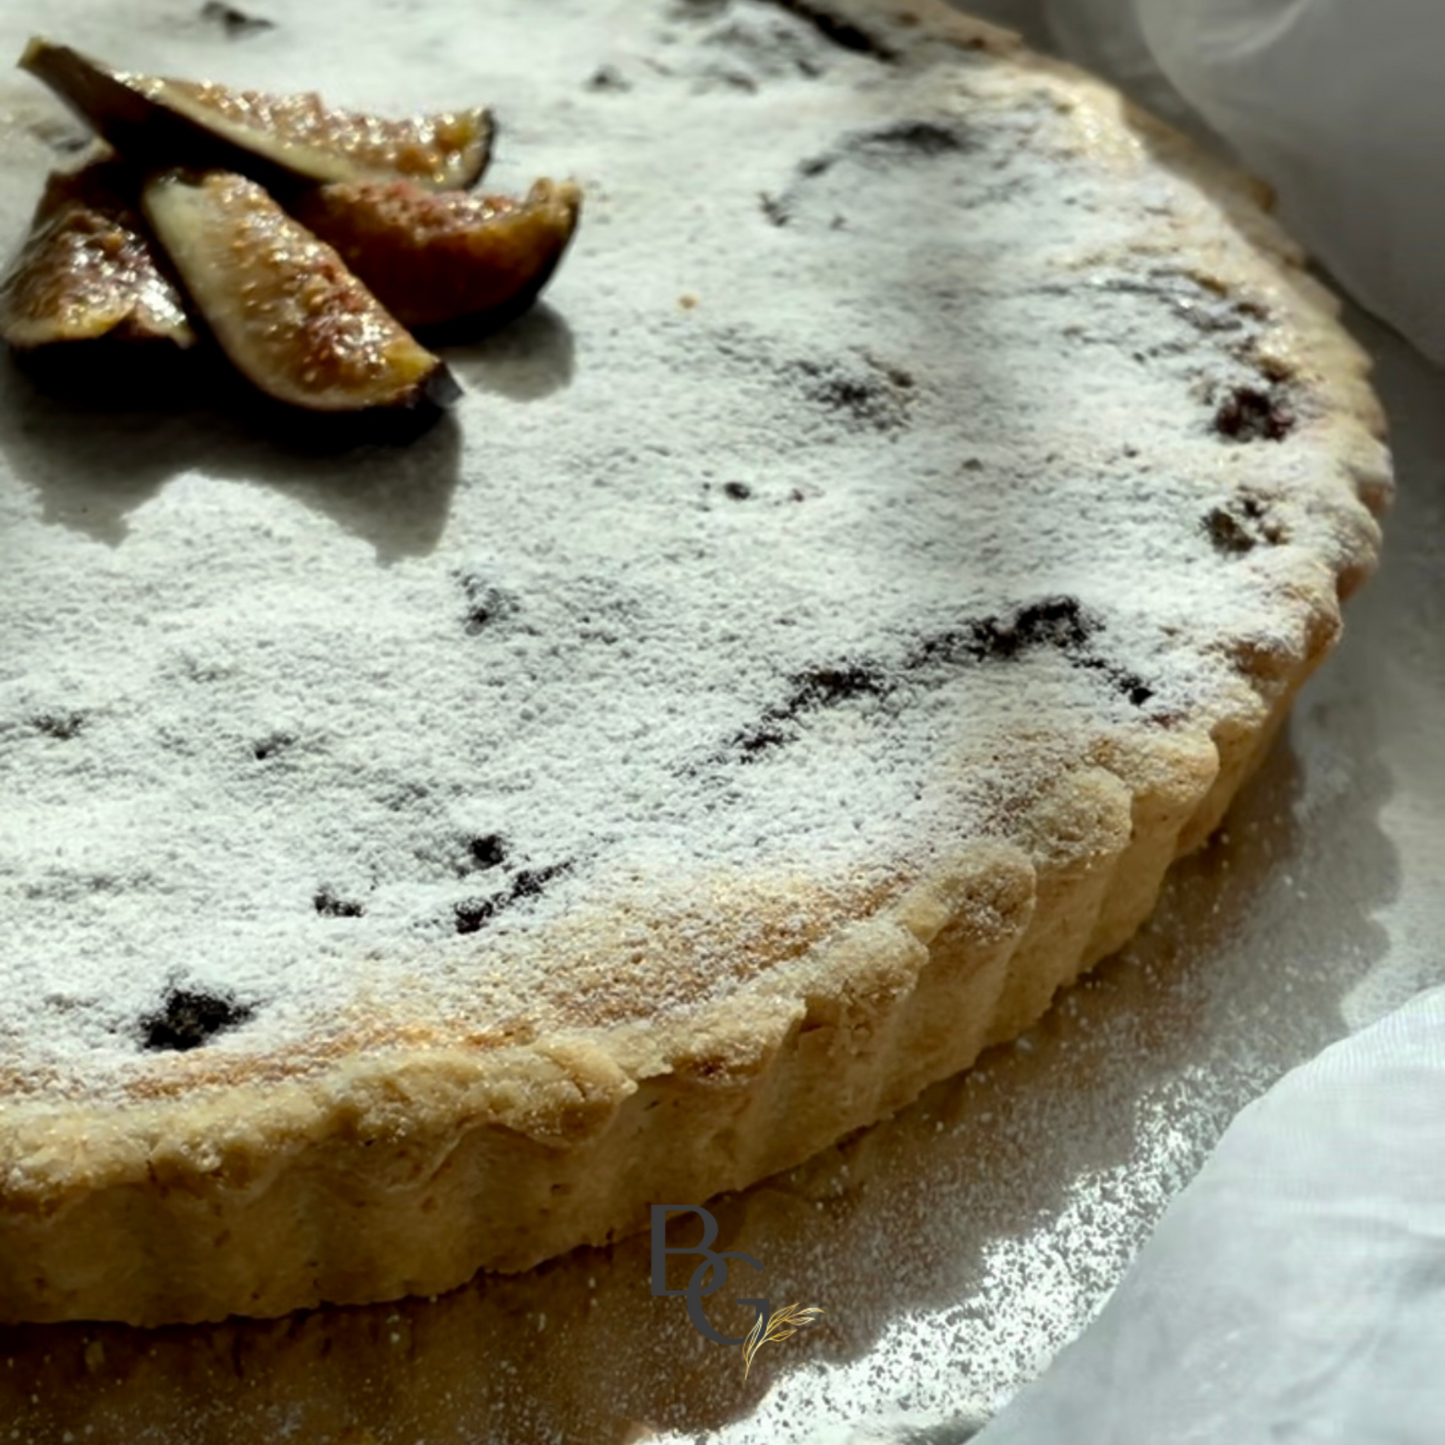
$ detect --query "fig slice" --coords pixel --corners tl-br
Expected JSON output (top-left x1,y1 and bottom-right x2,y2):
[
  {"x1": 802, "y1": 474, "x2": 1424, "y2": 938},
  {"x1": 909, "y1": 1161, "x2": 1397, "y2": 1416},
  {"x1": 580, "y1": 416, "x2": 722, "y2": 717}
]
[
  {"x1": 141, "y1": 169, "x2": 458, "y2": 414},
  {"x1": 291, "y1": 178, "x2": 583, "y2": 333},
  {"x1": 20, "y1": 38, "x2": 494, "y2": 194},
  {"x1": 0, "y1": 154, "x2": 195, "y2": 350}
]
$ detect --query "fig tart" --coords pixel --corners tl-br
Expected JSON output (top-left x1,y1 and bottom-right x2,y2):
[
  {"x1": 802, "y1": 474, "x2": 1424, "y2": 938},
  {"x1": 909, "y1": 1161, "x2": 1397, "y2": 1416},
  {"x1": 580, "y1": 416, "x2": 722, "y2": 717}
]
[{"x1": 0, "y1": 0, "x2": 1389, "y2": 1325}]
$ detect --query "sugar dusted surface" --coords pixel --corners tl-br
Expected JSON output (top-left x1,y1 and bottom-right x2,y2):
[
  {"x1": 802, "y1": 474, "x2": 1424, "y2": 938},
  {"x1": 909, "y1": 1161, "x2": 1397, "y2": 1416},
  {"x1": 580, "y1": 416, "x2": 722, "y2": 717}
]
[{"x1": 0, "y1": 0, "x2": 1353, "y2": 1099}]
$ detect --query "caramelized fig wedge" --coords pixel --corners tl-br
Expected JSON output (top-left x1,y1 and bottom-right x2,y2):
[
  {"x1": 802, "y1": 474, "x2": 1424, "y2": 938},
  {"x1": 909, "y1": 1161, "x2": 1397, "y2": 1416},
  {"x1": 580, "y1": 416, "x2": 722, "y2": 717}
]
[
  {"x1": 141, "y1": 169, "x2": 457, "y2": 414},
  {"x1": 21, "y1": 38, "x2": 494, "y2": 194},
  {"x1": 0, "y1": 155, "x2": 194, "y2": 350},
  {"x1": 292, "y1": 178, "x2": 583, "y2": 333}
]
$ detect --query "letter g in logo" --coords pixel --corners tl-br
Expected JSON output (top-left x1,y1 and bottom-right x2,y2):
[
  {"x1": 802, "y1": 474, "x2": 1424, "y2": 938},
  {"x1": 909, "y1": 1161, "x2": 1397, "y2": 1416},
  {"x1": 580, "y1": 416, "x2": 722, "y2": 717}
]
[{"x1": 650, "y1": 1204, "x2": 769, "y2": 1346}]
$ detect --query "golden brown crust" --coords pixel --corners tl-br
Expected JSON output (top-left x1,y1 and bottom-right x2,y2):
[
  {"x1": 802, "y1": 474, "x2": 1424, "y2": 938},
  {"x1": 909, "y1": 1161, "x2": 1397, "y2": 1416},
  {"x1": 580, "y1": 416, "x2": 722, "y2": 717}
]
[{"x1": 0, "y1": 1, "x2": 1391, "y2": 1326}]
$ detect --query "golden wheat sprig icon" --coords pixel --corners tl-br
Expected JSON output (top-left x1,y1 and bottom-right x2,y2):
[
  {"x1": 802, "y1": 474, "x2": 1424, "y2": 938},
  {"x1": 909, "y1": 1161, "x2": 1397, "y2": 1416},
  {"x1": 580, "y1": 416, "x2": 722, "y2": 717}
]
[{"x1": 740, "y1": 1303, "x2": 825, "y2": 1379}]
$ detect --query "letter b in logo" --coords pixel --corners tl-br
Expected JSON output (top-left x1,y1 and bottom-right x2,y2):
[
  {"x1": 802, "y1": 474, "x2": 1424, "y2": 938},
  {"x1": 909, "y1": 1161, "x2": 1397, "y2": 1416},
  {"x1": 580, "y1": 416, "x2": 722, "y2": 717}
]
[{"x1": 650, "y1": 1204, "x2": 768, "y2": 1346}]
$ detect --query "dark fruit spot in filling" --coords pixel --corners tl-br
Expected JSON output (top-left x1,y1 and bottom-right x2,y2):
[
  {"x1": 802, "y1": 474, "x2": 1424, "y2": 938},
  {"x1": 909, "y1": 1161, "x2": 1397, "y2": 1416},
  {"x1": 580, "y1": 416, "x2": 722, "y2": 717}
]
[
  {"x1": 454, "y1": 897, "x2": 498, "y2": 935},
  {"x1": 723, "y1": 481, "x2": 753, "y2": 500},
  {"x1": 924, "y1": 598, "x2": 1154, "y2": 703},
  {"x1": 458, "y1": 574, "x2": 518, "y2": 634},
  {"x1": 1205, "y1": 507, "x2": 1256, "y2": 554},
  {"x1": 975, "y1": 596, "x2": 1094, "y2": 660},
  {"x1": 733, "y1": 720, "x2": 792, "y2": 756},
  {"x1": 723, "y1": 597, "x2": 1155, "y2": 762},
  {"x1": 792, "y1": 358, "x2": 908, "y2": 433},
  {"x1": 770, "y1": 0, "x2": 899, "y2": 61},
  {"x1": 729, "y1": 659, "x2": 890, "y2": 757},
  {"x1": 32, "y1": 712, "x2": 85, "y2": 740},
  {"x1": 816, "y1": 377, "x2": 874, "y2": 414},
  {"x1": 759, "y1": 192, "x2": 790, "y2": 227},
  {"x1": 314, "y1": 888, "x2": 365, "y2": 918},
  {"x1": 908, "y1": 597, "x2": 1096, "y2": 670},
  {"x1": 1214, "y1": 386, "x2": 1294, "y2": 442},
  {"x1": 794, "y1": 664, "x2": 889, "y2": 706},
  {"x1": 850, "y1": 120, "x2": 966, "y2": 158},
  {"x1": 199, "y1": 0, "x2": 276, "y2": 36},
  {"x1": 1074, "y1": 655, "x2": 1155, "y2": 707},
  {"x1": 142, "y1": 987, "x2": 254, "y2": 1052},
  {"x1": 454, "y1": 859, "x2": 573, "y2": 934},
  {"x1": 587, "y1": 64, "x2": 630, "y2": 92},
  {"x1": 468, "y1": 834, "x2": 508, "y2": 869},
  {"x1": 511, "y1": 861, "x2": 572, "y2": 899},
  {"x1": 252, "y1": 732, "x2": 295, "y2": 761}
]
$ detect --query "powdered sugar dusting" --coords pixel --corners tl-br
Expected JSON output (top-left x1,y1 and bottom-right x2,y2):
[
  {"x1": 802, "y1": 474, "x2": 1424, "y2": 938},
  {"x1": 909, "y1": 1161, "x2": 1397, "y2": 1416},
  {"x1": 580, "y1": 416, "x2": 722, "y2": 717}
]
[{"x1": 0, "y1": 0, "x2": 1361, "y2": 1098}]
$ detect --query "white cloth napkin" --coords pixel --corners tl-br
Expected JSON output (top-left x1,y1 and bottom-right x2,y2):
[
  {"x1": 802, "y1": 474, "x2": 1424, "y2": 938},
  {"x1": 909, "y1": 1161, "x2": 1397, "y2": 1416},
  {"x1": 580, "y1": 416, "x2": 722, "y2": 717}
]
[
  {"x1": 1038, "y1": 0, "x2": 1445, "y2": 365},
  {"x1": 973, "y1": 983, "x2": 1445, "y2": 1443}
]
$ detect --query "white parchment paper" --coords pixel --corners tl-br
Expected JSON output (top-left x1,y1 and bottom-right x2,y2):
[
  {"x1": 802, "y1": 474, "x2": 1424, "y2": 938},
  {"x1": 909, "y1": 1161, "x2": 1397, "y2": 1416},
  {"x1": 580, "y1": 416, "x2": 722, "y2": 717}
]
[{"x1": 975, "y1": 983, "x2": 1445, "y2": 1444}]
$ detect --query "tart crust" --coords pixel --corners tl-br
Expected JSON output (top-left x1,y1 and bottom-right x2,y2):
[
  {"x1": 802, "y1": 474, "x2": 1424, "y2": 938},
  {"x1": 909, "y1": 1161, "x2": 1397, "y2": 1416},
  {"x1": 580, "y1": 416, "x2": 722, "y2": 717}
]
[{"x1": 0, "y1": 0, "x2": 1389, "y2": 1326}]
